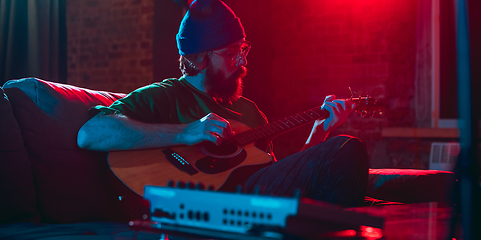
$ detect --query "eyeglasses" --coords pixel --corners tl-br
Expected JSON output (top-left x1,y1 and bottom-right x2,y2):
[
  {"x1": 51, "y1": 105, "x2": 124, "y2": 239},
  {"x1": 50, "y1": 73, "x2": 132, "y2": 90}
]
[{"x1": 211, "y1": 41, "x2": 251, "y2": 66}]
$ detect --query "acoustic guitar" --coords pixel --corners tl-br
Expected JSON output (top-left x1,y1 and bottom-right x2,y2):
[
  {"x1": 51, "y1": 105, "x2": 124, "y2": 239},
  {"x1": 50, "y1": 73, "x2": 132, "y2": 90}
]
[{"x1": 108, "y1": 96, "x2": 383, "y2": 195}]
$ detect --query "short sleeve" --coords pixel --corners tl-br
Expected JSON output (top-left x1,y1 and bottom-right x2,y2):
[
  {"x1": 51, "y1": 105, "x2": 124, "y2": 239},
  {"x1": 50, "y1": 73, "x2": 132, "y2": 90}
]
[{"x1": 90, "y1": 83, "x2": 170, "y2": 123}]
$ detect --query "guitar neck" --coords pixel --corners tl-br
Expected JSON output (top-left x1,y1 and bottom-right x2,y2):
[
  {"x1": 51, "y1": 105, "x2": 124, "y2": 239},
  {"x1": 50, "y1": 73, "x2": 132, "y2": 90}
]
[{"x1": 232, "y1": 105, "x2": 329, "y2": 146}]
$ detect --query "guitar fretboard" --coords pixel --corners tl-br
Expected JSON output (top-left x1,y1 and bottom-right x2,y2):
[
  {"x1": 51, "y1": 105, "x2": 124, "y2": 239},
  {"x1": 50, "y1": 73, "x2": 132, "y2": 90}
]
[{"x1": 232, "y1": 106, "x2": 329, "y2": 146}]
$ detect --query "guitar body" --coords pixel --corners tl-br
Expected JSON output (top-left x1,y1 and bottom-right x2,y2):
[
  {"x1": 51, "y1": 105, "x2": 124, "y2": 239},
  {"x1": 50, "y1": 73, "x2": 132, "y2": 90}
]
[{"x1": 108, "y1": 120, "x2": 273, "y2": 196}]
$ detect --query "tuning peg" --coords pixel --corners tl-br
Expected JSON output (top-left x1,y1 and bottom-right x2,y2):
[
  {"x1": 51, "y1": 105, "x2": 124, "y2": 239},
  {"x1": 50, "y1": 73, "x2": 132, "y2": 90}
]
[{"x1": 167, "y1": 180, "x2": 174, "y2": 187}]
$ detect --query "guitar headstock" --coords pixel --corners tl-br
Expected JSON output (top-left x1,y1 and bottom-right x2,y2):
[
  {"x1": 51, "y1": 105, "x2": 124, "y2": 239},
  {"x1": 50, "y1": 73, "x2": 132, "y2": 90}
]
[{"x1": 349, "y1": 96, "x2": 384, "y2": 118}]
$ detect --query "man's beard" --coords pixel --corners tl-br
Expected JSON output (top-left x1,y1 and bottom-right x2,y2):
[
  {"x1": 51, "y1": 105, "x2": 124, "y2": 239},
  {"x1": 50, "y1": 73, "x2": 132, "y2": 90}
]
[{"x1": 204, "y1": 64, "x2": 247, "y2": 104}]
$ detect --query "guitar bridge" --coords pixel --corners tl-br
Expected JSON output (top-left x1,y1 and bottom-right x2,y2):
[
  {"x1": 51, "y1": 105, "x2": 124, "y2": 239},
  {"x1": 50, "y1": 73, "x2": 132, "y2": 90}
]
[{"x1": 162, "y1": 149, "x2": 198, "y2": 175}]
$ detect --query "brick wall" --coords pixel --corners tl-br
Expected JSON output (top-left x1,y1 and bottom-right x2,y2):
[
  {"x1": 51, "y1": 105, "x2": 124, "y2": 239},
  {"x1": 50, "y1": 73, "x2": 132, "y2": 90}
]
[
  {"x1": 267, "y1": 0, "x2": 417, "y2": 115},
  {"x1": 262, "y1": 0, "x2": 419, "y2": 165},
  {"x1": 66, "y1": 0, "x2": 154, "y2": 93}
]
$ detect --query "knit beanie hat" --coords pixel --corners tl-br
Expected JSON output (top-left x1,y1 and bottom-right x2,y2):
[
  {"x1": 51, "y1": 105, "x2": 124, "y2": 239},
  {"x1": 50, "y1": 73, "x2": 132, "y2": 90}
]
[{"x1": 176, "y1": 0, "x2": 245, "y2": 55}]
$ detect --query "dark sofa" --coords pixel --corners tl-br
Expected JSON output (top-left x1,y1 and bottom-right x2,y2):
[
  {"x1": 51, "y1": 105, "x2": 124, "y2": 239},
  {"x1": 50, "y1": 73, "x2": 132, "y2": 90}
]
[{"x1": 0, "y1": 78, "x2": 455, "y2": 239}]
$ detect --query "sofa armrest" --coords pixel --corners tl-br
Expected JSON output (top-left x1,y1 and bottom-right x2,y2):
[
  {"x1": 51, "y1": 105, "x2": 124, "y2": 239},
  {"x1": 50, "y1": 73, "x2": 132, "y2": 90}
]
[
  {"x1": 366, "y1": 169, "x2": 455, "y2": 203},
  {"x1": 2, "y1": 78, "x2": 128, "y2": 223}
]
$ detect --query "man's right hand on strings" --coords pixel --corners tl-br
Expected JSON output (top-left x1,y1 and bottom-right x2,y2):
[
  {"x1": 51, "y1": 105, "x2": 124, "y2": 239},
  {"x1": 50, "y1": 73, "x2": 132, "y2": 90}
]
[{"x1": 176, "y1": 113, "x2": 235, "y2": 146}]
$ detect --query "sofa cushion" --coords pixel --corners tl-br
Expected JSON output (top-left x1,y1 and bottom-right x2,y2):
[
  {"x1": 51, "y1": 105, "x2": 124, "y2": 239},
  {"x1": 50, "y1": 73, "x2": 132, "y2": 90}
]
[
  {"x1": 0, "y1": 87, "x2": 40, "y2": 223},
  {"x1": 2, "y1": 78, "x2": 127, "y2": 223},
  {"x1": 366, "y1": 169, "x2": 455, "y2": 203}
]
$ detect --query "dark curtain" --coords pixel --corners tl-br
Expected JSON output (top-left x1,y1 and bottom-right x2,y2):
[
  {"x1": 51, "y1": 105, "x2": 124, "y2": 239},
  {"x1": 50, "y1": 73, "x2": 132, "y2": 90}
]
[{"x1": 0, "y1": 0, "x2": 66, "y2": 86}]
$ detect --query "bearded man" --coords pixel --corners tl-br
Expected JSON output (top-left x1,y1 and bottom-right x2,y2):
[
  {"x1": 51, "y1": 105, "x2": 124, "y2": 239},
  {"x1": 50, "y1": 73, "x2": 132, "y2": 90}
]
[{"x1": 78, "y1": 0, "x2": 369, "y2": 208}]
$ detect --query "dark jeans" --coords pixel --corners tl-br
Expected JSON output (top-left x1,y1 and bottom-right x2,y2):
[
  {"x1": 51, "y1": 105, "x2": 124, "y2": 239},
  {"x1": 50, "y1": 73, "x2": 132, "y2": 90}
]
[{"x1": 243, "y1": 135, "x2": 369, "y2": 208}]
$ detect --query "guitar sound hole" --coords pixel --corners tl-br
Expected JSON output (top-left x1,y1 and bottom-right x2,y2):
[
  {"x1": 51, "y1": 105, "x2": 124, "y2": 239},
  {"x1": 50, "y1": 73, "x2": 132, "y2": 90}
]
[
  {"x1": 196, "y1": 140, "x2": 247, "y2": 174},
  {"x1": 202, "y1": 140, "x2": 240, "y2": 157},
  {"x1": 195, "y1": 149, "x2": 247, "y2": 174}
]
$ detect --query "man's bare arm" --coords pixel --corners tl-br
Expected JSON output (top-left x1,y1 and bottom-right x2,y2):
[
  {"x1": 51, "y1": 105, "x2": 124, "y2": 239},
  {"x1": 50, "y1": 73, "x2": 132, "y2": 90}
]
[{"x1": 77, "y1": 112, "x2": 234, "y2": 152}]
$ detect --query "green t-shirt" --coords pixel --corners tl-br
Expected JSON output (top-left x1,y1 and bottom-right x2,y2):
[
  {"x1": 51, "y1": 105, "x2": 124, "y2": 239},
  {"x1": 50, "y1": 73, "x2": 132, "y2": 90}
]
[{"x1": 93, "y1": 77, "x2": 269, "y2": 135}]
